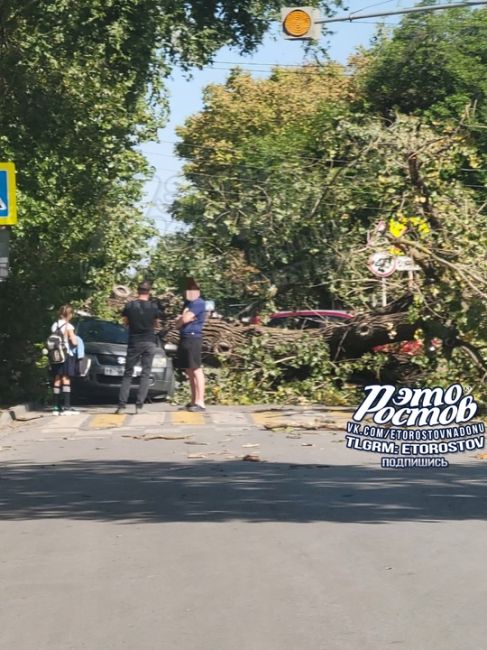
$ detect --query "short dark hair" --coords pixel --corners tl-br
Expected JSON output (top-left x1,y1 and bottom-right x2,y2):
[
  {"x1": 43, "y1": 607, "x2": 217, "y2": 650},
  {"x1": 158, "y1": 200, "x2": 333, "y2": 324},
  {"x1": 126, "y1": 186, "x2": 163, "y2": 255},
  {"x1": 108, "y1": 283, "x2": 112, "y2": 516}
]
[
  {"x1": 137, "y1": 280, "x2": 151, "y2": 294},
  {"x1": 185, "y1": 277, "x2": 200, "y2": 291}
]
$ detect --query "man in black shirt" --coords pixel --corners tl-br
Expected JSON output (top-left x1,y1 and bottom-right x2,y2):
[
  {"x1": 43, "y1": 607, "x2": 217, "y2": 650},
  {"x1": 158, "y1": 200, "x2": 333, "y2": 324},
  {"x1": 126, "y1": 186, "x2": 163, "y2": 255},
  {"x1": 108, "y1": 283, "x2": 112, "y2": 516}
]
[{"x1": 116, "y1": 281, "x2": 162, "y2": 414}]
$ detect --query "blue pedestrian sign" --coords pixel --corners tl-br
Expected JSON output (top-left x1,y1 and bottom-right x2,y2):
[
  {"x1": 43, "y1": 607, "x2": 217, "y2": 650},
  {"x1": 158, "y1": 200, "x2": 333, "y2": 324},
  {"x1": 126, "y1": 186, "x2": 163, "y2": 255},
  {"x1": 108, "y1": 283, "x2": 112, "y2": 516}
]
[{"x1": 0, "y1": 162, "x2": 17, "y2": 226}]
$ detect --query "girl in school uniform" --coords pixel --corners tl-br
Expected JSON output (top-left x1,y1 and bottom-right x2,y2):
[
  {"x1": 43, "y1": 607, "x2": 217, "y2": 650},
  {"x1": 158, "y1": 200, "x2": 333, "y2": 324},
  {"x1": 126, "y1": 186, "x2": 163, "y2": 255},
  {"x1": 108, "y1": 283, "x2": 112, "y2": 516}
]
[{"x1": 50, "y1": 305, "x2": 78, "y2": 415}]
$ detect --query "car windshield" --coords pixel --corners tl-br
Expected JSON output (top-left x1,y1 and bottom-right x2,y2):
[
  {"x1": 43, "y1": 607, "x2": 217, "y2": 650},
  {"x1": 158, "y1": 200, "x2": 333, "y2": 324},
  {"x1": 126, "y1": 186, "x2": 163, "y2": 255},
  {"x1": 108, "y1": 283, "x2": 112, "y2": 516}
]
[{"x1": 76, "y1": 319, "x2": 128, "y2": 344}]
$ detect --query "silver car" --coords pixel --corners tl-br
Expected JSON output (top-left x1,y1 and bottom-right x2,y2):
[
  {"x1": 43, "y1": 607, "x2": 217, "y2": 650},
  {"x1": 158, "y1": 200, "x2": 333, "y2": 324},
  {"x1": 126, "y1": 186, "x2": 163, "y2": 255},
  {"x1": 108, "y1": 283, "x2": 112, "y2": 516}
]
[{"x1": 74, "y1": 318, "x2": 175, "y2": 400}]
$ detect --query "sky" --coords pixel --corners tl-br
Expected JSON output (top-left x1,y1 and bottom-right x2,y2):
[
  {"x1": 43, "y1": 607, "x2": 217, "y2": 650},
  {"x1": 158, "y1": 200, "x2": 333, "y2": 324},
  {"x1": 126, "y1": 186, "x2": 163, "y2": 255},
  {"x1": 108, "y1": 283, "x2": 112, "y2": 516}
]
[{"x1": 140, "y1": 0, "x2": 404, "y2": 232}]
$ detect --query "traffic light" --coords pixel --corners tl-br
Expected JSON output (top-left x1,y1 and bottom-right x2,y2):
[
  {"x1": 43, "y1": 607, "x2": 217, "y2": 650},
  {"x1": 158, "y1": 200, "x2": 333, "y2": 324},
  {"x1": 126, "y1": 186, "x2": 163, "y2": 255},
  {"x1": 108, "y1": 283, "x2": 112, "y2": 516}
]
[{"x1": 281, "y1": 7, "x2": 321, "y2": 40}]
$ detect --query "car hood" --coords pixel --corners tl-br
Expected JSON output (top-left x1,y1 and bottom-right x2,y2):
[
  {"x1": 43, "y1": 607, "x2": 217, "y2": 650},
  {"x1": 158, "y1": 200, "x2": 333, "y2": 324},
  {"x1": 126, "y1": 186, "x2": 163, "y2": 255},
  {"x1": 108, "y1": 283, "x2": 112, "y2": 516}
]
[
  {"x1": 84, "y1": 342, "x2": 166, "y2": 358},
  {"x1": 84, "y1": 342, "x2": 128, "y2": 356}
]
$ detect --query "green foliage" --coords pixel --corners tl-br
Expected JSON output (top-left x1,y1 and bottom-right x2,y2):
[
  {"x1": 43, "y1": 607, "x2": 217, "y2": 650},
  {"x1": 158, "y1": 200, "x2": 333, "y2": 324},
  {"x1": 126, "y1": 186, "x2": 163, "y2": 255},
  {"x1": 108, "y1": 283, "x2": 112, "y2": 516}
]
[
  {"x1": 357, "y1": 6, "x2": 487, "y2": 188},
  {"x1": 211, "y1": 335, "x2": 364, "y2": 405},
  {"x1": 359, "y1": 8, "x2": 487, "y2": 121},
  {"x1": 209, "y1": 340, "x2": 487, "y2": 406}
]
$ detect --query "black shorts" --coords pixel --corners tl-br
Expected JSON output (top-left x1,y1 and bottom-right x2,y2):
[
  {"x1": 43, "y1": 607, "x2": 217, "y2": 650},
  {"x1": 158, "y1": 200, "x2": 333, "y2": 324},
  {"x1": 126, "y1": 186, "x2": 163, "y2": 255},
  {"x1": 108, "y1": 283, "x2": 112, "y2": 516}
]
[{"x1": 178, "y1": 336, "x2": 202, "y2": 369}]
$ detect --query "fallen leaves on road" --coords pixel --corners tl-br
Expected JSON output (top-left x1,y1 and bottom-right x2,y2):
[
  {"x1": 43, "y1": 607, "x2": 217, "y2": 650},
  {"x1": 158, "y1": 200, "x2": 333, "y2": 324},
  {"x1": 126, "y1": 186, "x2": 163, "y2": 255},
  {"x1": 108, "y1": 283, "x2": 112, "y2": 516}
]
[
  {"x1": 122, "y1": 433, "x2": 192, "y2": 441},
  {"x1": 262, "y1": 417, "x2": 342, "y2": 432}
]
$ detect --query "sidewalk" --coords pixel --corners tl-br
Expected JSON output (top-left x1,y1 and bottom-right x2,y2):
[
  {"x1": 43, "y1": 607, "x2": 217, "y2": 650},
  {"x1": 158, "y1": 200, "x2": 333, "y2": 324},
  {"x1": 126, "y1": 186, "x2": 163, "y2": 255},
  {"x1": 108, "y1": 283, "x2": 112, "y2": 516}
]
[{"x1": 0, "y1": 403, "x2": 353, "y2": 443}]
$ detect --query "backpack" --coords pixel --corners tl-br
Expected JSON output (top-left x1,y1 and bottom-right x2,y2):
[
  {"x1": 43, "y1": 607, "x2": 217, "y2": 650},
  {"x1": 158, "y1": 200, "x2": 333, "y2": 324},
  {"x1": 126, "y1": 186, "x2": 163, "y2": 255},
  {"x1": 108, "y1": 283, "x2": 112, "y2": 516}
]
[
  {"x1": 46, "y1": 322, "x2": 67, "y2": 364},
  {"x1": 75, "y1": 335, "x2": 85, "y2": 360},
  {"x1": 74, "y1": 335, "x2": 91, "y2": 377}
]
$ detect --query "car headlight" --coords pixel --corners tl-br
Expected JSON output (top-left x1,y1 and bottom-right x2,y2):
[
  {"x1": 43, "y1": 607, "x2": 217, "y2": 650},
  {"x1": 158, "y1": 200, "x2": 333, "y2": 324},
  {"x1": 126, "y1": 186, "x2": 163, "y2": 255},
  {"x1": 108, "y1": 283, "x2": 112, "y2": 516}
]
[{"x1": 152, "y1": 355, "x2": 167, "y2": 369}]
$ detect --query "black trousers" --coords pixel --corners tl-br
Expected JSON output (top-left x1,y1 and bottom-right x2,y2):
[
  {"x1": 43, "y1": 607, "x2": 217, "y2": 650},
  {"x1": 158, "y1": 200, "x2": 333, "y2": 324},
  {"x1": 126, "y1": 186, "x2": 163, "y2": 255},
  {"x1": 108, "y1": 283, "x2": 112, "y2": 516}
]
[{"x1": 118, "y1": 340, "x2": 156, "y2": 406}]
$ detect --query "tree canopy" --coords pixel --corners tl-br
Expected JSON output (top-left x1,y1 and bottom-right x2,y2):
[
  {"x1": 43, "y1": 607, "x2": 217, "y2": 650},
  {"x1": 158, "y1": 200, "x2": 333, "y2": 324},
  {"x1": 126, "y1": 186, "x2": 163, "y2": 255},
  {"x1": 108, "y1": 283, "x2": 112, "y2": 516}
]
[{"x1": 359, "y1": 7, "x2": 487, "y2": 122}]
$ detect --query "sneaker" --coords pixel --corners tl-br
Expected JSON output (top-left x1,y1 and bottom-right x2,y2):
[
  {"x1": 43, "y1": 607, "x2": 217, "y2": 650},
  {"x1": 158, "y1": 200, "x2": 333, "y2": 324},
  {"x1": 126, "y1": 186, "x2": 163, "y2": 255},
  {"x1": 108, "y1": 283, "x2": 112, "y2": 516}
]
[
  {"x1": 135, "y1": 403, "x2": 143, "y2": 414},
  {"x1": 114, "y1": 405, "x2": 126, "y2": 415},
  {"x1": 52, "y1": 407, "x2": 61, "y2": 416},
  {"x1": 185, "y1": 402, "x2": 194, "y2": 410},
  {"x1": 188, "y1": 404, "x2": 206, "y2": 413},
  {"x1": 60, "y1": 407, "x2": 78, "y2": 416}
]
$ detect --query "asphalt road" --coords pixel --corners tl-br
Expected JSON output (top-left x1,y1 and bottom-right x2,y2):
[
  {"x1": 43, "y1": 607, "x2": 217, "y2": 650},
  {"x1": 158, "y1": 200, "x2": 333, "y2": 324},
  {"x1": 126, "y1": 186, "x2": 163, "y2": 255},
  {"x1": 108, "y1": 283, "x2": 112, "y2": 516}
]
[{"x1": 1, "y1": 405, "x2": 486, "y2": 650}]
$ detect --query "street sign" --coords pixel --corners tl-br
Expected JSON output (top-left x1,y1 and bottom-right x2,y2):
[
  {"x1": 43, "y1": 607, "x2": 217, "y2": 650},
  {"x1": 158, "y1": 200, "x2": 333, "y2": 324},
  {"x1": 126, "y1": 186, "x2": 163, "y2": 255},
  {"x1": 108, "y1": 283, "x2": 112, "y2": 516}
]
[
  {"x1": 0, "y1": 162, "x2": 17, "y2": 226},
  {"x1": 395, "y1": 255, "x2": 420, "y2": 272},
  {"x1": 368, "y1": 251, "x2": 397, "y2": 277}
]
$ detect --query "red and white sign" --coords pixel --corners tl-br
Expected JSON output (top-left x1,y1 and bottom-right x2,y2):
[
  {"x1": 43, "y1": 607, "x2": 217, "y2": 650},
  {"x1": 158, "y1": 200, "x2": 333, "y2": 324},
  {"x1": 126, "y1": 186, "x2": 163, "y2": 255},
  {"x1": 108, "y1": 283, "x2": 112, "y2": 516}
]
[{"x1": 368, "y1": 251, "x2": 397, "y2": 277}]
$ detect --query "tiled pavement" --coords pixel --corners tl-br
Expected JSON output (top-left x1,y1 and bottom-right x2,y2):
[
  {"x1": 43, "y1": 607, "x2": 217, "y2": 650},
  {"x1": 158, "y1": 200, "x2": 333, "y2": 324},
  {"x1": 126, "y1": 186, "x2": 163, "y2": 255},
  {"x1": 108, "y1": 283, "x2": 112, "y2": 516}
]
[
  {"x1": 0, "y1": 405, "x2": 357, "y2": 467},
  {"x1": 0, "y1": 404, "x2": 352, "y2": 443},
  {"x1": 42, "y1": 407, "x2": 347, "y2": 434}
]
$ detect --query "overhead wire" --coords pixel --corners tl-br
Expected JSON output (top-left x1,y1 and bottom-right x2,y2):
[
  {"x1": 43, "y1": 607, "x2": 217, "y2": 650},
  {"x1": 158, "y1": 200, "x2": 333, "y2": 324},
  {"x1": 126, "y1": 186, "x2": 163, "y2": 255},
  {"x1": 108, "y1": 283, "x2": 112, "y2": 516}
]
[
  {"x1": 349, "y1": 0, "x2": 404, "y2": 16},
  {"x1": 142, "y1": 165, "x2": 485, "y2": 206},
  {"x1": 142, "y1": 147, "x2": 487, "y2": 181}
]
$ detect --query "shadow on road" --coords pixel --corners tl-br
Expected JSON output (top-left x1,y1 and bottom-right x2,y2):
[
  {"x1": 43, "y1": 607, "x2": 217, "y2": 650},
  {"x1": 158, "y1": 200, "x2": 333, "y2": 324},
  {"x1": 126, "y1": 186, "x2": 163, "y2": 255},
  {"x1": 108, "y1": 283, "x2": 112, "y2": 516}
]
[{"x1": 0, "y1": 460, "x2": 485, "y2": 524}]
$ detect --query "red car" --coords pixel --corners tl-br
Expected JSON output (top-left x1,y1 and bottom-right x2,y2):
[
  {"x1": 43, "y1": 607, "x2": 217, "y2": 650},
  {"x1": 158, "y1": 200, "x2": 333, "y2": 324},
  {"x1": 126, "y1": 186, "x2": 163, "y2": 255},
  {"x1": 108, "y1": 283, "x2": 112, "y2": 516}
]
[{"x1": 250, "y1": 310, "x2": 439, "y2": 356}]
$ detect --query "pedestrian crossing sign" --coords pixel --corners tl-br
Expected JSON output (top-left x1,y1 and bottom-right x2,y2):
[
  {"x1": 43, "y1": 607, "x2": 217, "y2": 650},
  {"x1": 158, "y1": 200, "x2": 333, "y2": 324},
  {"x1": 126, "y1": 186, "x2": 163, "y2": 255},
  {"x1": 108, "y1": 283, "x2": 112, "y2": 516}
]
[{"x1": 0, "y1": 162, "x2": 17, "y2": 225}]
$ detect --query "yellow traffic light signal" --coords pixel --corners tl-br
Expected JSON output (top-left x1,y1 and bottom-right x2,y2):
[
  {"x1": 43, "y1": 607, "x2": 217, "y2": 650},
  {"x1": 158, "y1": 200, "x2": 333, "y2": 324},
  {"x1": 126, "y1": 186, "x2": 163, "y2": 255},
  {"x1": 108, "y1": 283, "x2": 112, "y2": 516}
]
[{"x1": 281, "y1": 7, "x2": 321, "y2": 40}]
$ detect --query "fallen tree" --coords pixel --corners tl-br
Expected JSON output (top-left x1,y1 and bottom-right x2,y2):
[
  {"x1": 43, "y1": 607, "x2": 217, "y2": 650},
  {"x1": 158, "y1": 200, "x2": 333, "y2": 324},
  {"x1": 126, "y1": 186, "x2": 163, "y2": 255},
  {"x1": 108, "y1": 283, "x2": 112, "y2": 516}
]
[
  {"x1": 152, "y1": 294, "x2": 484, "y2": 373},
  {"x1": 106, "y1": 288, "x2": 487, "y2": 383}
]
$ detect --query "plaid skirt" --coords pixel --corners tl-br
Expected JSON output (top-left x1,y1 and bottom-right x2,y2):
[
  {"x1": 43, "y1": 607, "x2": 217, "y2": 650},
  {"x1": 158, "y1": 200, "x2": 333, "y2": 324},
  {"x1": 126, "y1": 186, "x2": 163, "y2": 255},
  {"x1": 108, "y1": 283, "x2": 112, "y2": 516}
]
[{"x1": 50, "y1": 355, "x2": 77, "y2": 378}]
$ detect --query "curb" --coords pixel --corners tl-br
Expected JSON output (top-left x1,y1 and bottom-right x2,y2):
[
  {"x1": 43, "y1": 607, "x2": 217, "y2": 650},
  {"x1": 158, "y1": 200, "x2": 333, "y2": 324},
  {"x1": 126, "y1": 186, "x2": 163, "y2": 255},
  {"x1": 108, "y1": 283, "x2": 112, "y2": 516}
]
[
  {"x1": 0, "y1": 409, "x2": 12, "y2": 426},
  {"x1": 7, "y1": 402, "x2": 45, "y2": 422}
]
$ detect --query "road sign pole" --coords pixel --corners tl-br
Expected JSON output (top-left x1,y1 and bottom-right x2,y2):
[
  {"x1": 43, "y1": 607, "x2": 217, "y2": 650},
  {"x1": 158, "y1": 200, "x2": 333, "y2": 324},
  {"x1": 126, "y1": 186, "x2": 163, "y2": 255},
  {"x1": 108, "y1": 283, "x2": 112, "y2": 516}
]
[
  {"x1": 0, "y1": 227, "x2": 10, "y2": 282},
  {"x1": 381, "y1": 277, "x2": 388, "y2": 307},
  {"x1": 408, "y1": 270, "x2": 415, "y2": 292}
]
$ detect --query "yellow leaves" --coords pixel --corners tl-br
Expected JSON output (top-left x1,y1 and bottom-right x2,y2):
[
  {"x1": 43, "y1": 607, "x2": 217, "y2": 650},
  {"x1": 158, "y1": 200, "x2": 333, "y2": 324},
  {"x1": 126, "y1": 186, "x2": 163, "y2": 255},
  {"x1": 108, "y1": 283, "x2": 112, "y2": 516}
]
[
  {"x1": 409, "y1": 216, "x2": 431, "y2": 236},
  {"x1": 178, "y1": 64, "x2": 353, "y2": 156},
  {"x1": 389, "y1": 214, "x2": 431, "y2": 238},
  {"x1": 389, "y1": 217, "x2": 407, "y2": 238}
]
